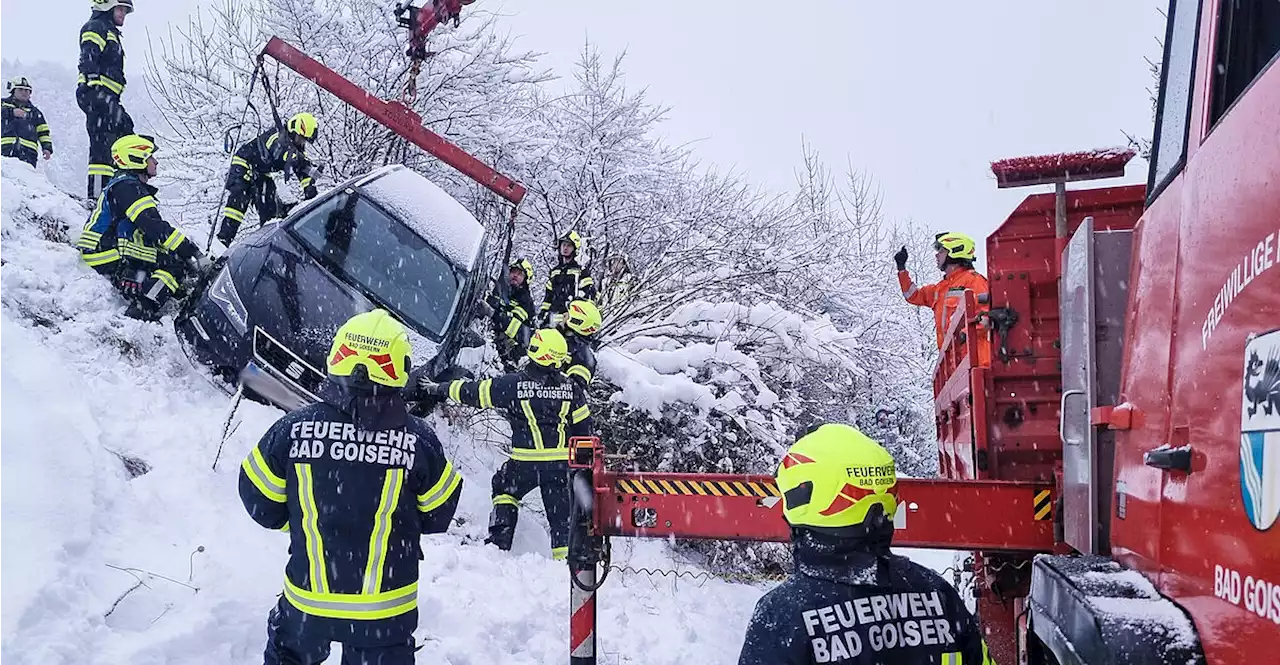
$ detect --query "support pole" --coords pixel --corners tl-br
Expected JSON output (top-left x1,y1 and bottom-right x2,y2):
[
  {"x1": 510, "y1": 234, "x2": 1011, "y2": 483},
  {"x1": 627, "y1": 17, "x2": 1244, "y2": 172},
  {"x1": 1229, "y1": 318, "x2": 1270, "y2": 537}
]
[
  {"x1": 1054, "y1": 180, "x2": 1069, "y2": 260},
  {"x1": 568, "y1": 468, "x2": 598, "y2": 665}
]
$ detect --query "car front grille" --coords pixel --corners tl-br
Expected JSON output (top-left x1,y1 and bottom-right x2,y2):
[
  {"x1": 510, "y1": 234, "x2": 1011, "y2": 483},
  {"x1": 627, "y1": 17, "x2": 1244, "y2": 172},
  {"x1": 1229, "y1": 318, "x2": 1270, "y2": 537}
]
[{"x1": 252, "y1": 327, "x2": 326, "y2": 401}]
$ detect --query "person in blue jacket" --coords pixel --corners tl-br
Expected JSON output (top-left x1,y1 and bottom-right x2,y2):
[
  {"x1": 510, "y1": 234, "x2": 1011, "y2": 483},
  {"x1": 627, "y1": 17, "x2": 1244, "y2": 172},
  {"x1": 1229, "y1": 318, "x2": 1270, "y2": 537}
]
[
  {"x1": 239, "y1": 309, "x2": 463, "y2": 665},
  {"x1": 738, "y1": 424, "x2": 993, "y2": 665}
]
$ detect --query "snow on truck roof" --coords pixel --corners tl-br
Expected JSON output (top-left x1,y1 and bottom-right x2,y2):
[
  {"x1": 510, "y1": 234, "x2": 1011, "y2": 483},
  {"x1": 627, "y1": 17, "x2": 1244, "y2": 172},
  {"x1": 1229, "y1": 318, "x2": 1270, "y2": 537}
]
[{"x1": 357, "y1": 165, "x2": 485, "y2": 270}]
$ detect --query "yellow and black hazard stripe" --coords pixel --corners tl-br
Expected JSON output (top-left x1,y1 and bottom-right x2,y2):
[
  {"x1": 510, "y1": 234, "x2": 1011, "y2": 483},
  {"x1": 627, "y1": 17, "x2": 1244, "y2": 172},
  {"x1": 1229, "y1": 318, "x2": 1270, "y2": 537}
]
[
  {"x1": 1033, "y1": 489, "x2": 1053, "y2": 521},
  {"x1": 615, "y1": 478, "x2": 781, "y2": 498}
]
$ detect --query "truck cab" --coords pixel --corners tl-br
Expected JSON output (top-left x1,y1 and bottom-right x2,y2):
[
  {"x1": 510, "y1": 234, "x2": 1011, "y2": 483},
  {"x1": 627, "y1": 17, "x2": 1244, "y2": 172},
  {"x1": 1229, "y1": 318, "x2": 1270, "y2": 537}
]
[{"x1": 935, "y1": 2, "x2": 1280, "y2": 663}]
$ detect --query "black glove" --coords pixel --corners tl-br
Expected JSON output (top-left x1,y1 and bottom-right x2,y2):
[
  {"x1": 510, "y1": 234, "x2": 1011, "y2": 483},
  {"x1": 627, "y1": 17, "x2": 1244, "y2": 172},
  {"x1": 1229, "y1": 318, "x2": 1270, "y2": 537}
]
[
  {"x1": 485, "y1": 292, "x2": 504, "y2": 312},
  {"x1": 216, "y1": 218, "x2": 239, "y2": 247},
  {"x1": 116, "y1": 276, "x2": 142, "y2": 298},
  {"x1": 302, "y1": 184, "x2": 318, "y2": 200},
  {"x1": 893, "y1": 246, "x2": 909, "y2": 271}
]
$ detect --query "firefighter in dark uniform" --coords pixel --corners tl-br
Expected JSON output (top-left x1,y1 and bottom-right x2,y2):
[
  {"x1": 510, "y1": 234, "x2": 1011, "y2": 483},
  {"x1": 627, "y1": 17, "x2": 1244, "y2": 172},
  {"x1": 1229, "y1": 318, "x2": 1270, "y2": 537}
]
[
  {"x1": 2, "y1": 77, "x2": 54, "y2": 167},
  {"x1": 540, "y1": 231, "x2": 596, "y2": 325},
  {"x1": 488, "y1": 258, "x2": 537, "y2": 371},
  {"x1": 216, "y1": 113, "x2": 320, "y2": 247},
  {"x1": 411, "y1": 328, "x2": 592, "y2": 560},
  {"x1": 739, "y1": 424, "x2": 993, "y2": 665},
  {"x1": 495, "y1": 298, "x2": 601, "y2": 390},
  {"x1": 78, "y1": 0, "x2": 135, "y2": 200},
  {"x1": 76, "y1": 134, "x2": 207, "y2": 320},
  {"x1": 239, "y1": 309, "x2": 464, "y2": 665}
]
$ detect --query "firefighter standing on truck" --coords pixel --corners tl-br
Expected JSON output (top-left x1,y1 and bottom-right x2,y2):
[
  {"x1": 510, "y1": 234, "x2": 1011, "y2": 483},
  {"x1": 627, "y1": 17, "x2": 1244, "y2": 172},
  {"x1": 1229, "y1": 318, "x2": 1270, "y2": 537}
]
[
  {"x1": 78, "y1": 0, "x2": 135, "y2": 201},
  {"x1": 215, "y1": 113, "x2": 320, "y2": 248},
  {"x1": 239, "y1": 309, "x2": 463, "y2": 665},
  {"x1": 895, "y1": 232, "x2": 991, "y2": 367},
  {"x1": 2, "y1": 77, "x2": 54, "y2": 167},
  {"x1": 77, "y1": 134, "x2": 208, "y2": 321},
  {"x1": 540, "y1": 231, "x2": 596, "y2": 325},
  {"x1": 738, "y1": 423, "x2": 993, "y2": 665},
  {"x1": 408, "y1": 328, "x2": 592, "y2": 560}
]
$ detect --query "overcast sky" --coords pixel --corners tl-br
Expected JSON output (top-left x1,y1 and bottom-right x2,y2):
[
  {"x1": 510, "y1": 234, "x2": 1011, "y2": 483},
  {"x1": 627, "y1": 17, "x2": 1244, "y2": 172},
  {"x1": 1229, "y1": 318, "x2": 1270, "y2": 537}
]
[{"x1": 2, "y1": 0, "x2": 1165, "y2": 246}]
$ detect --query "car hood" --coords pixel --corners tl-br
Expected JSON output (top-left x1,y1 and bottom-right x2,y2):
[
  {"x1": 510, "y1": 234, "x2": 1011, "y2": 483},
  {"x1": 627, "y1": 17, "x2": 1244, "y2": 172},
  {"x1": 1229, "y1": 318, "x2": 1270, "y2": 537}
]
[{"x1": 245, "y1": 234, "x2": 442, "y2": 370}]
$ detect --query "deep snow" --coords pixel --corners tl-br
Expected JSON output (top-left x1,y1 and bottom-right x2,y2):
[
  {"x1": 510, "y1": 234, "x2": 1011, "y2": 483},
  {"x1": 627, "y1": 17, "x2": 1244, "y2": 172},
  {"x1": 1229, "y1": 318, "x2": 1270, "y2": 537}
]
[{"x1": 0, "y1": 161, "x2": 961, "y2": 663}]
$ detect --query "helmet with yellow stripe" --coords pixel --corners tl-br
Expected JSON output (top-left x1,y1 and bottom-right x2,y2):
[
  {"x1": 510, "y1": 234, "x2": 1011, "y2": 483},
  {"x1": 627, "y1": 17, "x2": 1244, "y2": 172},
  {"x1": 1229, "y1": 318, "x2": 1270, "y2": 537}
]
[
  {"x1": 327, "y1": 310, "x2": 413, "y2": 389},
  {"x1": 111, "y1": 134, "x2": 157, "y2": 172},
  {"x1": 776, "y1": 424, "x2": 898, "y2": 533},
  {"x1": 934, "y1": 232, "x2": 977, "y2": 261},
  {"x1": 527, "y1": 328, "x2": 570, "y2": 368}
]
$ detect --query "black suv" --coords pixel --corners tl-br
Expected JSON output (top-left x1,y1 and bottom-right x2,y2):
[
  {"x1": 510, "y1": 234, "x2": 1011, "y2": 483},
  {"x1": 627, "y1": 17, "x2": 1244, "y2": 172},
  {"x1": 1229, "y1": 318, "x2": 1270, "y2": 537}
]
[{"x1": 176, "y1": 165, "x2": 487, "y2": 410}]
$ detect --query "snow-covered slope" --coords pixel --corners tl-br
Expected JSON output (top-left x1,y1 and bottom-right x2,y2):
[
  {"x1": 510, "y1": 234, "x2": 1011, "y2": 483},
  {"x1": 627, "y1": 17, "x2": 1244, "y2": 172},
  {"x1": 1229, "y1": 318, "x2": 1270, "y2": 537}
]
[{"x1": 0, "y1": 162, "x2": 962, "y2": 664}]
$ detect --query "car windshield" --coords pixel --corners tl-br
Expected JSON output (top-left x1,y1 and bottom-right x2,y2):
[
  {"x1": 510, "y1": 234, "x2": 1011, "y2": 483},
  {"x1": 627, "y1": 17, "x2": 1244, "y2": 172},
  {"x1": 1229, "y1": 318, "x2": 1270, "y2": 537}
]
[{"x1": 289, "y1": 193, "x2": 462, "y2": 340}]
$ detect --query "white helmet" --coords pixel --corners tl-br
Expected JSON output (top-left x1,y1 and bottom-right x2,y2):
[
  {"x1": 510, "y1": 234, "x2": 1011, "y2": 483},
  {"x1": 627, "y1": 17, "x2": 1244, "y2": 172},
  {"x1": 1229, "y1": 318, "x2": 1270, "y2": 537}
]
[
  {"x1": 7, "y1": 77, "x2": 33, "y2": 93},
  {"x1": 91, "y1": 0, "x2": 134, "y2": 12}
]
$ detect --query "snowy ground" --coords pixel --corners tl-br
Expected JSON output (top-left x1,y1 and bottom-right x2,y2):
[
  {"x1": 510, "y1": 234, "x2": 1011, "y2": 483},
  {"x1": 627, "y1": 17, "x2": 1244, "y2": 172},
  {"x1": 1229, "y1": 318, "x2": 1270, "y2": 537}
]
[{"x1": 0, "y1": 161, "x2": 963, "y2": 664}]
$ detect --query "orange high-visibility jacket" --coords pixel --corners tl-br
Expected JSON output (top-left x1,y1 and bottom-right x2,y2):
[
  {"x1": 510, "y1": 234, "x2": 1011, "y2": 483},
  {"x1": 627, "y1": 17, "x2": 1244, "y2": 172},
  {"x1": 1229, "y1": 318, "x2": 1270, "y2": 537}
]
[{"x1": 898, "y1": 268, "x2": 991, "y2": 366}]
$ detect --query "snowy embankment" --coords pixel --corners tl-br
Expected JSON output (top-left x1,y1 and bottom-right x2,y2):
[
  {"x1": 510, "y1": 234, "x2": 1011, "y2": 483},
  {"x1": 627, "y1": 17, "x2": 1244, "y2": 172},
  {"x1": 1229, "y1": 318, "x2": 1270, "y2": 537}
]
[{"x1": 0, "y1": 161, "x2": 960, "y2": 664}]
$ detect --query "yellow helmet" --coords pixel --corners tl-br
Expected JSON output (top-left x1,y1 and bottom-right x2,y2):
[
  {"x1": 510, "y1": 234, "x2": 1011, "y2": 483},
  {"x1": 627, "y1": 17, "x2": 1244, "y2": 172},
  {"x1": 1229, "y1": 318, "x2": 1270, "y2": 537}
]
[
  {"x1": 776, "y1": 424, "x2": 898, "y2": 531},
  {"x1": 934, "y1": 232, "x2": 977, "y2": 261},
  {"x1": 527, "y1": 328, "x2": 570, "y2": 367},
  {"x1": 511, "y1": 258, "x2": 534, "y2": 283},
  {"x1": 110, "y1": 134, "x2": 157, "y2": 171},
  {"x1": 288, "y1": 112, "x2": 319, "y2": 140},
  {"x1": 558, "y1": 231, "x2": 584, "y2": 255},
  {"x1": 564, "y1": 300, "x2": 602, "y2": 337},
  {"x1": 327, "y1": 310, "x2": 413, "y2": 388}
]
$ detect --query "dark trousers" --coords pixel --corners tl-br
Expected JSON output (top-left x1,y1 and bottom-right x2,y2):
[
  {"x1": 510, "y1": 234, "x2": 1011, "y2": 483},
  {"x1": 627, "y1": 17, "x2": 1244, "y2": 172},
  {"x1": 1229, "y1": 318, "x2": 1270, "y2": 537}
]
[
  {"x1": 77, "y1": 87, "x2": 133, "y2": 200},
  {"x1": 1, "y1": 143, "x2": 38, "y2": 167},
  {"x1": 264, "y1": 597, "x2": 415, "y2": 665},
  {"x1": 489, "y1": 459, "x2": 571, "y2": 557},
  {"x1": 218, "y1": 165, "x2": 284, "y2": 244}
]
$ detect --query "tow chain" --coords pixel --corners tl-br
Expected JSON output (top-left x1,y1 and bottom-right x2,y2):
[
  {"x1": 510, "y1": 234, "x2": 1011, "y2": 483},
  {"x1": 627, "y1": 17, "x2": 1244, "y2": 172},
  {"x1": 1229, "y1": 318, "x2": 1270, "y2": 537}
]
[
  {"x1": 402, "y1": 58, "x2": 422, "y2": 105},
  {"x1": 604, "y1": 564, "x2": 789, "y2": 587}
]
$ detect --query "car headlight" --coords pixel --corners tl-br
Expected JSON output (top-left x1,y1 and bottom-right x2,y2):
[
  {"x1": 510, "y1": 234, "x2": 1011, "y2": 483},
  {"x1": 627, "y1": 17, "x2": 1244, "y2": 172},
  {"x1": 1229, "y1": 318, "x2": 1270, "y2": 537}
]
[{"x1": 208, "y1": 267, "x2": 249, "y2": 335}]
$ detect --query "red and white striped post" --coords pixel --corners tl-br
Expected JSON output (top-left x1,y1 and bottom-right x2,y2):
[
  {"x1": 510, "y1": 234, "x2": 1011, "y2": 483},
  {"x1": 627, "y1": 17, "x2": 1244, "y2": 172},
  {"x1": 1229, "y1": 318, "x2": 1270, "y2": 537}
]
[
  {"x1": 569, "y1": 562, "x2": 597, "y2": 664},
  {"x1": 568, "y1": 439, "x2": 601, "y2": 664}
]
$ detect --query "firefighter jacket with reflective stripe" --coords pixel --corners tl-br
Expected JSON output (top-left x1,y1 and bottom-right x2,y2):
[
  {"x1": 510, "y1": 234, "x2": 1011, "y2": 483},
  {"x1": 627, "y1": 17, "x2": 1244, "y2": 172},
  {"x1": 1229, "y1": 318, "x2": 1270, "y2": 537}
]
[
  {"x1": 238, "y1": 395, "x2": 463, "y2": 622},
  {"x1": 492, "y1": 282, "x2": 535, "y2": 326},
  {"x1": 898, "y1": 267, "x2": 990, "y2": 366},
  {"x1": 541, "y1": 258, "x2": 596, "y2": 316},
  {"x1": 1, "y1": 97, "x2": 53, "y2": 158},
  {"x1": 78, "y1": 173, "x2": 198, "y2": 265},
  {"x1": 78, "y1": 12, "x2": 127, "y2": 96},
  {"x1": 491, "y1": 310, "x2": 598, "y2": 389},
  {"x1": 233, "y1": 129, "x2": 315, "y2": 188},
  {"x1": 738, "y1": 530, "x2": 991, "y2": 665},
  {"x1": 443, "y1": 368, "x2": 593, "y2": 462}
]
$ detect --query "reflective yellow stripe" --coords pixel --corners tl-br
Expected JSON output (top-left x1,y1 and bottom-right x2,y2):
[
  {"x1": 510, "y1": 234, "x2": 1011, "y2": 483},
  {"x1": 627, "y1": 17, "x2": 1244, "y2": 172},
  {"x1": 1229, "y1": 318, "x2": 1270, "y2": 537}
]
[
  {"x1": 300, "y1": 177, "x2": 313, "y2": 188},
  {"x1": 222, "y1": 206, "x2": 246, "y2": 222},
  {"x1": 231, "y1": 156, "x2": 251, "y2": 170},
  {"x1": 510, "y1": 447, "x2": 571, "y2": 462},
  {"x1": 283, "y1": 577, "x2": 417, "y2": 621},
  {"x1": 416, "y1": 461, "x2": 461, "y2": 514},
  {"x1": 556, "y1": 401, "x2": 570, "y2": 448},
  {"x1": 448, "y1": 380, "x2": 463, "y2": 403},
  {"x1": 16, "y1": 138, "x2": 40, "y2": 150},
  {"x1": 241, "y1": 447, "x2": 286, "y2": 502},
  {"x1": 295, "y1": 463, "x2": 330, "y2": 593},
  {"x1": 81, "y1": 31, "x2": 106, "y2": 49},
  {"x1": 80, "y1": 248, "x2": 120, "y2": 267},
  {"x1": 162, "y1": 229, "x2": 186, "y2": 251},
  {"x1": 279, "y1": 523, "x2": 290, "y2": 532},
  {"x1": 106, "y1": 31, "x2": 119, "y2": 42},
  {"x1": 36, "y1": 124, "x2": 50, "y2": 133},
  {"x1": 571, "y1": 404, "x2": 591, "y2": 424},
  {"x1": 566, "y1": 364, "x2": 592, "y2": 384},
  {"x1": 521, "y1": 400, "x2": 544, "y2": 449},
  {"x1": 0, "y1": 137, "x2": 15, "y2": 145},
  {"x1": 982, "y1": 641, "x2": 994, "y2": 665},
  {"x1": 504, "y1": 317, "x2": 522, "y2": 338},
  {"x1": 125, "y1": 196, "x2": 157, "y2": 222},
  {"x1": 87, "y1": 164, "x2": 115, "y2": 177},
  {"x1": 362, "y1": 469, "x2": 404, "y2": 594},
  {"x1": 551, "y1": 547, "x2": 568, "y2": 561},
  {"x1": 266, "y1": 133, "x2": 279, "y2": 149},
  {"x1": 88, "y1": 77, "x2": 124, "y2": 95},
  {"x1": 579, "y1": 277, "x2": 594, "y2": 287},
  {"x1": 478, "y1": 379, "x2": 493, "y2": 409},
  {"x1": 492, "y1": 494, "x2": 519, "y2": 507},
  {"x1": 152, "y1": 269, "x2": 178, "y2": 293}
]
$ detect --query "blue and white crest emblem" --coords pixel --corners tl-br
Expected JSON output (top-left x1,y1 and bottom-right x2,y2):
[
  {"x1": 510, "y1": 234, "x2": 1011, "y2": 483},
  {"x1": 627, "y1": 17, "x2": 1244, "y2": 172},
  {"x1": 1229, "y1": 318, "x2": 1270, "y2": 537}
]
[{"x1": 1241, "y1": 329, "x2": 1280, "y2": 531}]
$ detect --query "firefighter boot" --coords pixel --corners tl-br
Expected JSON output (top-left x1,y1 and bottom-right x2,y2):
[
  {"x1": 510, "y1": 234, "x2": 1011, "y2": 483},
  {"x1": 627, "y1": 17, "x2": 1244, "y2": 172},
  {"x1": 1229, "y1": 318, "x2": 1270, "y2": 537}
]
[
  {"x1": 485, "y1": 500, "x2": 519, "y2": 550},
  {"x1": 124, "y1": 296, "x2": 161, "y2": 322}
]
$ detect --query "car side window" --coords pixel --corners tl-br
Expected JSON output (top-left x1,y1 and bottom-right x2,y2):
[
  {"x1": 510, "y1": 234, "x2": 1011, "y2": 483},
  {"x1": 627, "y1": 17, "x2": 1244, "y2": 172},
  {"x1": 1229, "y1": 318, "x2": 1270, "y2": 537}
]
[{"x1": 1147, "y1": 0, "x2": 1203, "y2": 200}]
